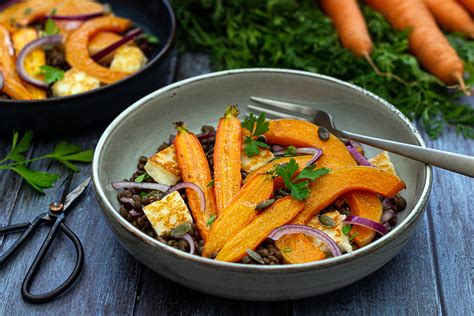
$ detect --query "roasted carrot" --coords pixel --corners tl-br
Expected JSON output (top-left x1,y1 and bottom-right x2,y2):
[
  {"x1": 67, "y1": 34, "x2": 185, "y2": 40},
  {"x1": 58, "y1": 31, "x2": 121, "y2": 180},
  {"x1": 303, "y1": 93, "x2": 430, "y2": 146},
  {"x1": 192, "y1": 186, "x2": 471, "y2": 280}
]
[
  {"x1": 174, "y1": 122, "x2": 217, "y2": 242},
  {"x1": 202, "y1": 173, "x2": 274, "y2": 258},
  {"x1": 423, "y1": 0, "x2": 474, "y2": 38},
  {"x1": 216, "y1": 196, "x2": 304, "y2": 262},
  {"x1": 12, "y1": 28, "x2": 46, "y2": 99},
  {"x1": 345, "y1": 191, "x2": 383, "y2": 247},
  {"x1": 366, "y1": 0, "x2": 467, "y2": 91},
  {"x1": 65, "y1": 16, "x2": 131, "y2": 84},
  {"x1": 213, "y1": 105, "x2": 242, "y2": 214},
  {"x1": 458, "y1": 0, "x2": 474, "y2": 15},
  {"x1": 0, "y1": 25, "x2": 32, "y2": 100}
]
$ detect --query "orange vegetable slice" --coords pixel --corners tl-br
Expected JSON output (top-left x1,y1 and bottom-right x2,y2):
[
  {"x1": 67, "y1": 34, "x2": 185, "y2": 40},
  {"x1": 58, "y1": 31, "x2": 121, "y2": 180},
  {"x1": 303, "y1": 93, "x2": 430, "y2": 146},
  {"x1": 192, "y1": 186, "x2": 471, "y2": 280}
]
[
  {"x1": 175, "y1": 123, "x2": 217, "y2": 242},
  {"x1": 65, "y1": 16, "x2": 131, "y2": 84},
  {"x1": 202, "y1": 173, "x2": 274, "y2": 258},
  {"x1": 216, "y1": 196, "x2": 304, "y2": 262}
]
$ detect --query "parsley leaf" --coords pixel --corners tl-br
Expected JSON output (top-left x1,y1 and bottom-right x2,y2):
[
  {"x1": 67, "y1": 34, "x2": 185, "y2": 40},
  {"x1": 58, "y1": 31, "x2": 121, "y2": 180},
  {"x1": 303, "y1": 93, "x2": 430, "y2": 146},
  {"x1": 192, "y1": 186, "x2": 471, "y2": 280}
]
[
  {"x1": 0, "y1": 131, "x2": 93, "y2": 193},
  {"x1": 140, "y1": 32, "x2": 159, "y2": 44},
  {"x1": 349, "y1": 232, "x2": 359, "y2": 241},
  {"x1": 40, "y1": 65, "x2": 64, "y2": 85},
  {"x1": 275, "y1": 158, "x2": 330, "y2": 200},
  {"x1": 44, "y1": 18, "x2": 59, "y2": 35},
  {"x1": 206, "y1": 214, "x2": 216, "y2": 226},
  {"x1": 207, "y1": 179, "x2": 214, "y2": 187},
  {"x1": 284, "y1": 145, "x2": 297, "y2": 156},
  {"x1": 242, "y1": 112, "x2": 270, "y2": 157},
  {"x1": 135, "y1": 173, "x2": 150, "y2": 183},
  {"x1": 342, "y1": 224, "x2": 352, "y2": 235}
]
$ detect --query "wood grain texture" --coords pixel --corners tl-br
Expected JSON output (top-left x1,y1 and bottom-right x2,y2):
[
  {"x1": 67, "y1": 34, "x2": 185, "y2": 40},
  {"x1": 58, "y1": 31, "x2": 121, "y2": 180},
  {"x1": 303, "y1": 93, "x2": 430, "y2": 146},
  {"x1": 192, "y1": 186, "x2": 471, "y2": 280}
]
[{"x1": 1, "y1": 51, "x2": 472, "y2": 315}]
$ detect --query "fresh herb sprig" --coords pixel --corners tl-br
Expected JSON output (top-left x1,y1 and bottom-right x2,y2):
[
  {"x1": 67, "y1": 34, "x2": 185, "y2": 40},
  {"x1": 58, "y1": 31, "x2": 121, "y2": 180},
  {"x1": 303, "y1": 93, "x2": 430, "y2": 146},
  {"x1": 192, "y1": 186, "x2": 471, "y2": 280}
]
[
  {"x1": 242, "y1": 112, "x2": 270, "y2": 157},
  {"x1": 275, "y1": 158, "x2": 330, "y2": 200},
  {"x1": 173, "y1": 0, "x2": 474, "y2": 139},
  {"x1": 40, "y1": 65, "x2": 64, "y2": 85},
  {"x1": 44, "y1": 18, "x2": 60, "y2": 36},
  {"x1": 0, "y1": 131, "x2": 93, "y2": 193}
]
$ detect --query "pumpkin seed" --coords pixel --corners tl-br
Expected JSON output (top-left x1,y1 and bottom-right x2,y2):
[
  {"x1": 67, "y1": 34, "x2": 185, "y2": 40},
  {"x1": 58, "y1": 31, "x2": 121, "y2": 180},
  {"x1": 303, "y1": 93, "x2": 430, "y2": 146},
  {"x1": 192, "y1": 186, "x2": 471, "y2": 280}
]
[
  {"x1": 319, "y1": 214, "x2": 335, "y2": 227},
  {"x1": 318, "y1": 126, "x2": 330, "y2": 141},
  {"x1": 170, "y1": 223, "x2": 192, "y2": 237},
  {"x1": 255, "y1": 199, "x2": 275, "y2": 211},
  {"x1": 246, "y1": 249, "x2": 265, "y2": 264}
]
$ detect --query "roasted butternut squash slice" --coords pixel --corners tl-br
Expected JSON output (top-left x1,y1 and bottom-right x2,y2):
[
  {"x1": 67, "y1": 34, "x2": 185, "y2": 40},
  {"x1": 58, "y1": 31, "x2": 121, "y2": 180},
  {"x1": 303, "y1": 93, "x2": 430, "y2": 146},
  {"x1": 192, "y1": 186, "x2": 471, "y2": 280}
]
[
  {"x1": 202, "y1": 173, "x2": 274, "y2": 258},
  {"x1": 216, "y1": 196, "x2": 304, "y2": 262},
  {"x1": 65, "y1": 16, "x2": 131, "y2": 84}
]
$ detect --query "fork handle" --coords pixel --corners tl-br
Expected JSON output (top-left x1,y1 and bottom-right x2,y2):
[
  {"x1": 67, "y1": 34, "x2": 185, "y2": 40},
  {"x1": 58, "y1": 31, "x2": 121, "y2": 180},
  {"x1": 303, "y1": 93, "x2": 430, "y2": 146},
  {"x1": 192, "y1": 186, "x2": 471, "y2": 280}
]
[{"x1": 341, "y1": 130, "x2": 474, "y2": 177}]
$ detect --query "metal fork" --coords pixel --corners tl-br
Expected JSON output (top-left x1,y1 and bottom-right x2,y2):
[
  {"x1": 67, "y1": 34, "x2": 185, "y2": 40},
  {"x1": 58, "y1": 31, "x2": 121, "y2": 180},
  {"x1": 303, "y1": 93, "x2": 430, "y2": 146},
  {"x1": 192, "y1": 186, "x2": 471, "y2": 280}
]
[{"x1": 248, "y1": 96, "x2": 474, "y2": 177}]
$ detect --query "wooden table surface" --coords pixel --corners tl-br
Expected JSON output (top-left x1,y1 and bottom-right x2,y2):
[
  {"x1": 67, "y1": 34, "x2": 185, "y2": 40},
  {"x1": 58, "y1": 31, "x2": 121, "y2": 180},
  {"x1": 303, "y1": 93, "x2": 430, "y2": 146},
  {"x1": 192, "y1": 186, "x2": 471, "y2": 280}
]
[{"x1": 1, "y1": 52, "x2": 472, "y2": 315}]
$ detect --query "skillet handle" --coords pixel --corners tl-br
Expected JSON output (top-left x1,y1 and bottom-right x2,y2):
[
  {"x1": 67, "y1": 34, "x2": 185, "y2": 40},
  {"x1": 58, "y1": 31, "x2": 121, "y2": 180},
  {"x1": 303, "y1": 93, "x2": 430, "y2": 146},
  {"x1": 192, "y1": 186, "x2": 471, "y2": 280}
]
[
  {"x1": 21, "y1": 220, "x2": 84, "y2": 304},
  {"x1": 0, "y1": 217, "x2": 42, "y2": 267}
]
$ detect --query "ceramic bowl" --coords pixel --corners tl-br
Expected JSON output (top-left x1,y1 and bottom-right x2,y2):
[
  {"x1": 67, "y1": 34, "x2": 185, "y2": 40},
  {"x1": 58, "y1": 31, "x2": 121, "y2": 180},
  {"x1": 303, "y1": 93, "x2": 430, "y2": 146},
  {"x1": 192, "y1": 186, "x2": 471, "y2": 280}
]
[{"x1": 92, "y1": 69, "x2": 432, "y2": 300}]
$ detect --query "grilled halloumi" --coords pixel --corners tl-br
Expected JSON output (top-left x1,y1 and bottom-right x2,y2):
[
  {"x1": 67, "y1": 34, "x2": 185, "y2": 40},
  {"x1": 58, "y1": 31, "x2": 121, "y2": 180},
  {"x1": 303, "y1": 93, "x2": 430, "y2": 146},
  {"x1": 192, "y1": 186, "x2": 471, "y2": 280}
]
[
  {"x1": 143, "y1": 191, "x2": 193, "y2": 237},
  {"x1": 241, "y1": 148, "x2": 274, "y2": 173},
  {"x1": 110, "y1": 46, "x2": 147, "y2": 74},
  {"x1": 52, "y1": 68, "x2": 100, "y2": 97},
  {"x1": 306, "y1": 211, "x2": 353, "y2": 254},
  {"x1": 144, "y1": 145, "x2": 181, "y2": 186},
  {"x1": 369, "y1": 151, "x2": 397, "y2": 175}
]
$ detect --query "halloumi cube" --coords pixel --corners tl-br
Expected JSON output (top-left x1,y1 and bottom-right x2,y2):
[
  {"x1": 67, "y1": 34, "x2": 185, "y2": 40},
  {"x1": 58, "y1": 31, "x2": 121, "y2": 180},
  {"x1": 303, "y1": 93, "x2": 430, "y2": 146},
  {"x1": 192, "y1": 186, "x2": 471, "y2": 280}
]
[
  {"x1": 369, "y1": 151, "x2": 397, "y2": 175},
  {"x1": 241, "y1": 148, "x2": 274, "y2": 173},
  {"x1": 306, "y1": 211, "x2": 352, "y2": 254},
  {"x1": 144, "y1": 145, "x2": 181, "y2": 186},
  {"x1": 142, "y1": 191, "x2": 193, "y2": 236},
  {"x1": 110, "y1": 46, "x2": 147, "y2": 74},
  {"x1": 52, "y1": 69, "x2": 100, "y2": 97}
]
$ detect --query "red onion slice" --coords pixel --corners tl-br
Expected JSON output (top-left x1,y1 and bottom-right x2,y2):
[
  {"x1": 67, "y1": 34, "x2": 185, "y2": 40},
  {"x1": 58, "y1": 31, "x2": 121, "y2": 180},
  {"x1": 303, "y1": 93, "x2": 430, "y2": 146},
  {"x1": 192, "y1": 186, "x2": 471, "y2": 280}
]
[
  {"x1": 344, "y1": 215, "x2": 388, "y2": 235},
  {"x1": 271, "y1": 145, "x2": 286, "y2": 152},
  {"x1": 119, "y1": 197, "x2": 135, "y2": 207},
  {"x1": 91, "y1": 28, "x2": 143, "y2": 62},
  {"x1": 48, "y1": 11, "x2": 104, "y2": 21},
  {"x1": 346, "y1": 145, "x2": 372, "y2": 166},
  {"x1": 180, "y1": 233, "x2": 195, "y2": 254},
  {"x1": 268, "y1": 224, "x2": 342, "y2": 257},
  {"x1": 111, "y1": 181, "x2": 170, "y2": 192},
  {"x1": 167, "y1": 182, "x2": 206, "y2": 213},
  {"x1": 274, "y1": 147, "x2": 323, "y2": 166},
  {"x1": 0, "y1": 71, "x2": 4, "y2": 92},
  {"x1": 129, "y1": 209, "x2": 143, "y2": 217},
  {"x1": 16, "y1": 35, "x2": 63, "y2": 89}
]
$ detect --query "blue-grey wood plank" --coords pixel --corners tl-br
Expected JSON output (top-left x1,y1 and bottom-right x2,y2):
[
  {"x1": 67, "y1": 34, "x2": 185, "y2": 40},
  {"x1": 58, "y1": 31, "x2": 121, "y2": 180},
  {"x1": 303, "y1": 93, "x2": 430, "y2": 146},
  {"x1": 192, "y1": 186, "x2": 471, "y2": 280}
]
[{"x1": 422, "y1": 124, "x2": 473, "y2": 315}]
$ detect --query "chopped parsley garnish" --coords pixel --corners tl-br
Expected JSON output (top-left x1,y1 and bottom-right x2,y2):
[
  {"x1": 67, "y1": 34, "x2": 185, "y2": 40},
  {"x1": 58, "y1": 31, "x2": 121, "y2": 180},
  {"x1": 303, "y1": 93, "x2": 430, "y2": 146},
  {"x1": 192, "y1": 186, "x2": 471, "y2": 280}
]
[
  {"x1": 140, "y1": 32, "x2": 159, "y2": 44},
  {"x1": 206, "y1": 214, "x2": 216, "y2": 226},
  {"x1": 275, "y1": 158, "x2": 330, "y2": 201},
  {"x1": 242, "y1": 112, "x2": 270, "y2": 157},
  {"x1": 207, "y1": 179, "x2": 214, "y2": 187},
  {"x1": 44, "y1": 18, "x2": 60, "y2": 36},
  {"x1": 135, "y1": 172, "x2": 150, "y2": 183},
  {"x1": 282, "y1": 247, "x2": 292, "y2": 253},
  {"x1": 349, "y1": 232, "x2": 359, "y2": 241},
  {"x1": 284, "y1": 145, "x2": 297, "y2": 156},
  {"x1": 23, "y1": 8, "x2": 32, "y2": 16},
  {"x1": 342, "y1": 224, "x2": 352, "y2": 235},
  {"x1": 39, "y1": 65, "x2": 64, "y2": 85}
]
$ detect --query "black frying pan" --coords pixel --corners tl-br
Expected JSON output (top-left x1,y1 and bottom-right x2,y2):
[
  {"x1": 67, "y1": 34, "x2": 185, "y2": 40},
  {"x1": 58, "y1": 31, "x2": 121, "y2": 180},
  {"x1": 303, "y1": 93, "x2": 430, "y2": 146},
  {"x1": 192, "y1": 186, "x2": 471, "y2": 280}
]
[{"x1": 0, "y1": 0, "x2": 175, "y2": 134}]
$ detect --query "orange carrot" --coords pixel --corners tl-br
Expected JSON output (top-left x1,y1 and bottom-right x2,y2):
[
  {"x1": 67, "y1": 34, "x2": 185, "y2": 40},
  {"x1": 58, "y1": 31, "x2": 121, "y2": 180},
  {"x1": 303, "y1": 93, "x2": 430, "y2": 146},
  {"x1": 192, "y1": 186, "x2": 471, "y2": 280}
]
[
  {"x1": 458, "y1": 0, "x2": 474, "y2": 15},
  {"x1": 213, "y1": 105, "x2": 242, "y2": 214},
  {"x1": 320, "y1": 0, "x2": 372, "y2": 57},
  {"x1": 174, "y1": 122, "x2": 217, "y2": 241},
  {"x1": 366, "y1": 0, "x2": 467, "y2": 91},
  {"x1": 423, "y1": 0, "x2": 474, "y2": 38}
]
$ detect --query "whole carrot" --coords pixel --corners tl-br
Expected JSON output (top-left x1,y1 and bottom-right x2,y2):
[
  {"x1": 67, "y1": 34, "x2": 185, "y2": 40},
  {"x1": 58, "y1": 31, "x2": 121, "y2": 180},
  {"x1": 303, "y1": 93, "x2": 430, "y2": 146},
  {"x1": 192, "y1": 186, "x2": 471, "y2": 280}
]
[
  {"x1": 174, "y1": 122, "x2": 217, "y2": 241},
  {"x1": 213, "y1": 105, "x2": 242, "y2": 214},
  {"x1": 458, "y1": 0, "x2": 474, "y2": 15},
  {"x1": 423, "y1": 0, "x2": 474, "y2": 38},
  {"x1": 366, "y1": 0, "x2": 467, "y2": 91}
]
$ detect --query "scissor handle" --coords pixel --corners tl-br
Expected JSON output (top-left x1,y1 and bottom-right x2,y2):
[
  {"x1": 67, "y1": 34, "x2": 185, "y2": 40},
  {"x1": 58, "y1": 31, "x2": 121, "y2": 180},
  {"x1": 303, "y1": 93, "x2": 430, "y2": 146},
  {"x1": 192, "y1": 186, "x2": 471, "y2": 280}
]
[
  {"x1": 0, "y1": 217, "x2": 43, "y2": 267},
  {"x1": 21, "y1": 218, "x2": 84, "y2": 304}
]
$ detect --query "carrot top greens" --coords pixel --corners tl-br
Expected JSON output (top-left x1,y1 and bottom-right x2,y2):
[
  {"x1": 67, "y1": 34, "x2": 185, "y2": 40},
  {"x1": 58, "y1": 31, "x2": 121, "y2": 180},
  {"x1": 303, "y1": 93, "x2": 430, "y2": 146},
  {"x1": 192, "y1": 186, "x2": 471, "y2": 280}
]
[{"x1": 172, "y1": 0, "x2": 474, "y2": 139}]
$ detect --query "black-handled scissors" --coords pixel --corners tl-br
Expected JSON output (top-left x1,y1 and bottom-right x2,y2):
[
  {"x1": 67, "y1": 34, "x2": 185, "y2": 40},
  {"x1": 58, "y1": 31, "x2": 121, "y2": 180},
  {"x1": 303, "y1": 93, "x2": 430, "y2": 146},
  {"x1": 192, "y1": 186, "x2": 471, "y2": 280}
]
[{"x1": 0, "y1": 174, "x2": 90, "y2": 304}]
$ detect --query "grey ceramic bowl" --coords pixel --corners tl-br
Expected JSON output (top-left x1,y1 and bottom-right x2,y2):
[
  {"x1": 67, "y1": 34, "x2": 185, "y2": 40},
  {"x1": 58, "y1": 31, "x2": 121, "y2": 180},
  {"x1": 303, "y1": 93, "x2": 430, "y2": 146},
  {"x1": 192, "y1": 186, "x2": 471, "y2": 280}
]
[{"x1": 92, "y1": 68, "x2": 432, "y2": 300}]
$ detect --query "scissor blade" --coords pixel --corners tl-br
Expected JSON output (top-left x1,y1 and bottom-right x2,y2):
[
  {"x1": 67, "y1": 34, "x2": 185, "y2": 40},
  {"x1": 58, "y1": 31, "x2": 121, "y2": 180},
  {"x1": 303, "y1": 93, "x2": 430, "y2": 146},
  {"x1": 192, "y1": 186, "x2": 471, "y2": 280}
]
[{"x1": 64, "y1": 177, "x2": 91, "y2": 211}]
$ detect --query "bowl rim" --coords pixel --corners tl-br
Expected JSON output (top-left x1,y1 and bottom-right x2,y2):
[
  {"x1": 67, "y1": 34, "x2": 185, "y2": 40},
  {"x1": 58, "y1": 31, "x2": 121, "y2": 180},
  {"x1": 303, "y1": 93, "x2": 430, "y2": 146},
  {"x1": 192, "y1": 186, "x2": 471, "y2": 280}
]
[
  {"x1": 0, "y1": 0, "x2": 176, "y2": 105},
  {"x1": 92, "y1": 68, "x2": 433, "y2": 273}
]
